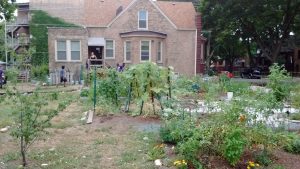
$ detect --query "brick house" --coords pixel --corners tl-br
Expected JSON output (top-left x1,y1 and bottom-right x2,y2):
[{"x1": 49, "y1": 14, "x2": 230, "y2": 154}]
[{"x1": 30, "y1": 0, "x2": 205, "y2": 80}]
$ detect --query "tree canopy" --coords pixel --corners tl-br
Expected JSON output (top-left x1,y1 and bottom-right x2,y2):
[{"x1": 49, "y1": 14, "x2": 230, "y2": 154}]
[
  {"x1": 200, "y1": 0, "x2": 300, "y2": 63},
  {"x1": 0, "y1": 0, "x2": 16, "y2": 21}
]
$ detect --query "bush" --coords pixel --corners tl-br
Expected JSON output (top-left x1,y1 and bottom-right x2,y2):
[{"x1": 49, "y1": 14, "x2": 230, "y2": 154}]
[
  {"x1": 160, "y1": 118, "x2": 195, "y2": 144},
  {"x1": 223, "y1": 128, "x2": 247, "y2": 165},
  {"x1": 254, "y1": 150, "x2": 272, "y2": 166},
  {"x1": 284, "y1": 137, "x2": 300, "y2": 154},
  {"x1": 267, "y1": 64, "x2": 291, "y2": 102},
  {"x1": 5, "y1": 67, "x2": 18, "y2": 83},
  {"x1": 31, "y1": 64, "x2": 49, "y2": 81},
  {"x1": 80, "y1": 88, "x2": 89, "y2": 97}
]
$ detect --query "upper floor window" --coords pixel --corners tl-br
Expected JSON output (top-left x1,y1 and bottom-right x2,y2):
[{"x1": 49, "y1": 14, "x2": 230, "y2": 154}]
[
  {"x1": 124, "y1": 41, "x2": 131, "y2": 62},
  {"x1": 140, "y1": 40, "x2": 150, "y2": 61},
  {"x1": 56, "y1": 40, "x2": 81, "y2": 61},
  {"x1": 157, "y1": 41, "x2": 162, "y2": 63},
  {"x1": 105, "y1": 40, "x2": 115, "y2": 59},
  {"x1": 138, "y1": 10, "x2": 148, "y2": 29}
]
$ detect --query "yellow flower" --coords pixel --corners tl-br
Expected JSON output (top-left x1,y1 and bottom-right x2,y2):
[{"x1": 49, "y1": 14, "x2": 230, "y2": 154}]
[
  {"x1": 250, "y1": 163, "x2": 255, "y2": 167},
  {"x1": 256, "y1": 163, "x2": 260, "y2": 167},
  {"x1": 247, "y1": 166, "x2": 250, "y2": 169}
]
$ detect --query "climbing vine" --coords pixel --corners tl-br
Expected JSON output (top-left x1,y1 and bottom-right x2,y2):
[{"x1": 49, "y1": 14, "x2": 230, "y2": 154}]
[{"x1": 30, "y1": 10, "x2": 78, "y2": 65}]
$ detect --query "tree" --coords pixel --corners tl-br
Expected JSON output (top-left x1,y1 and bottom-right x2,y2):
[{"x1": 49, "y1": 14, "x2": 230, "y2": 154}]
[
  {"x1": 8, "y1": 91, "x2": 58, "y2": 167},
  {"x1": 0, "y1": 0, "x2": 16, "y2": 21},
  {"x1": 200, "y1": 0, "x2": 300, "y2": 63}
]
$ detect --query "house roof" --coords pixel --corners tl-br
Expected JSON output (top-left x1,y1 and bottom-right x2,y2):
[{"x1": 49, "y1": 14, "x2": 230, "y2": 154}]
[
  {"x1": 155, "y1": 1, "x2": 197, "y2": 30},
  {"x1": 84, "y1": 0, "x2": 132, "y2": 26},
  {"x1": 84, "y1": 0, "x2": 196, "y2": 29}
]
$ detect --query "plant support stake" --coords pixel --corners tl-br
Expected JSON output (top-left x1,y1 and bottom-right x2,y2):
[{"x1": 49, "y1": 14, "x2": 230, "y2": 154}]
[{"x1": 93, "y1": 66, "x2": 96, "y2": 112}]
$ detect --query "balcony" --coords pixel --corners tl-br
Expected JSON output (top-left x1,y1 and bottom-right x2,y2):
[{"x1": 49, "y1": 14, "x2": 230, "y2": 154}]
[{"x1": 7, "y1": 36, "x2": 30, "y2": 50}]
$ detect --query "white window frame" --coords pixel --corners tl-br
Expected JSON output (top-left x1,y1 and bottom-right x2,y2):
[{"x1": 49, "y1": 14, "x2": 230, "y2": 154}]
[
  {"x1": 138, "y1": 10, "x2": 148, "y2": 30},
  {"x1": 140, "y1": 40, "x2": 151, "y2": 62},
  {"x1": 124, "y1": 41, "x2": 131, "y2": 63},
  {"x1": 105, "y1": 39, "x2": 115, "y2": 59},
  {"x1": 70, "y1": 40, "x2": 81, "y2": 61},
  {"x1": 157, "y1": 41, "x2": 163, "y2": 63},
  {"x1": 55, "y1": 39, "x2": 81, "y2": 62},
  {"x1": 56, "y1": 40, "x2": 67, "y2": 61}
]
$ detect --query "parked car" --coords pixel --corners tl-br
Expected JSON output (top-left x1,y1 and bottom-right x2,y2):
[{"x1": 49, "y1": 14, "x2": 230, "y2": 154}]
[{"x1": 240, "y1": 67, "x2": 261, "y2": 79}]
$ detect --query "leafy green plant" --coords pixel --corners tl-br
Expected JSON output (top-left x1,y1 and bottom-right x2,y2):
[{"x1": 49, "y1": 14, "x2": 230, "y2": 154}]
[
  {"x1": 80, "y1": 88, "x2": 89, "y2": 97},
  {"x1": 223, "y1": 128, "x2": 247, "y2": 165},
  {"x1": 50, "y1": 92, "x2": 59, "y2": 100},
  {"x1": 31, "y1": 64, "x2": 49, "y2": 81},
  {"x1": 160, "y1": 117, "x2": 195, "y2": 144},
  {"x1": 267, "y1": 64, "x2": 291, "y2": 102},
  {"x1": 147, "y1": 144, "x2": 165, "y2": 160},
  {"x1": 284, "y1": 137, "x2": 300, "y2": 154},
  {"x1": 254, "y1": 150, "x2": 272, "y2": 166},
  {"x1": 7, "y1": 90, "x2": 59, "y2": 167}
]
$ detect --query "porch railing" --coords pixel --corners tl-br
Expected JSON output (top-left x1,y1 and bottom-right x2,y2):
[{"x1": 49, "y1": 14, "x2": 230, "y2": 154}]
[{"x1": 88, "y1": 59, "x2": 104, "y2": 68}]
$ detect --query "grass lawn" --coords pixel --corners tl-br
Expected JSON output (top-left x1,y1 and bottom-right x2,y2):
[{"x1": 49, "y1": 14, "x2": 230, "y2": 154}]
[{"x1": 0, "y1": 85, "x2": 167, "y2": 169}]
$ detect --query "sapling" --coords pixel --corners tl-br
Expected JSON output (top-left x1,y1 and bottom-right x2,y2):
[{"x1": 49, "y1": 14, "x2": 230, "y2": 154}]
[{"x1": 8, "y1": 90, "x2": 58, "y2": 167}]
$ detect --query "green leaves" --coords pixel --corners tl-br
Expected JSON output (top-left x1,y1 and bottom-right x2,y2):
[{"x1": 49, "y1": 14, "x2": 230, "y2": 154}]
[{"x1": 0, "y1": 0, "x2": 16, "y2": 21}]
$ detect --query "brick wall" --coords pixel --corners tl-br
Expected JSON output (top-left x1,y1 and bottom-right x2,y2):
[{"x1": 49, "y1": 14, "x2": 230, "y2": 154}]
[
  {"x1": 47, "y1": 0, "x2": 197, "y2": 76},
  {"x1": 48, "y1": 28, "x2": 88, "y2": 81}
]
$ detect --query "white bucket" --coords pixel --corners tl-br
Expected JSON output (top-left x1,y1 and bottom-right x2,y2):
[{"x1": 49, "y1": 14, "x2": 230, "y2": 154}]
[{"x1": 227, "y1": 92, "x2": 233, "y2": 100}]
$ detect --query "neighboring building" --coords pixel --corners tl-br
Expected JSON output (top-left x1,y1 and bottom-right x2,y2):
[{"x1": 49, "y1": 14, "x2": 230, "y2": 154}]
[
  {"x1": 29, "y1": 0, "x2": 206, "y2": 80},
  {"x1": 7, "y1": 3, "x2": 30, "y2": 54}
]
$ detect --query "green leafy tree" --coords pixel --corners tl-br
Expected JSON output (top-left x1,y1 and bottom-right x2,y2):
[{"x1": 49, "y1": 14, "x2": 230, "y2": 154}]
[
  {"x1": 0, "y1": 0, "x2": 16, "y2": 21},
  {"x1": 200, "y1": 0, "x2": 300, "y2": 63},
  {"x1": 6, "y1": 89, "x2": 58, "y2": 167}
]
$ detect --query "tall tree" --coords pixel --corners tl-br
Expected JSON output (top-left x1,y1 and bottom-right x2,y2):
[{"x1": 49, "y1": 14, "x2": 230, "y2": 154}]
[
  {"x1": 200, "y1": 0, "x2": 300, "y2": 63},
  {"x1": 0, "y1": 0, "x2": 16, "y2": 21}
]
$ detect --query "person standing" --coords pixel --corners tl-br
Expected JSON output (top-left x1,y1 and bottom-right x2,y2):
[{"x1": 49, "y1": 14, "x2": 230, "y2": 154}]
[
  {"x1": 60, "y1": 65, "x2": 67, "y2": 87},
  {"x1": 0, "y1": 65, "x2": 3, "y2": 89}
]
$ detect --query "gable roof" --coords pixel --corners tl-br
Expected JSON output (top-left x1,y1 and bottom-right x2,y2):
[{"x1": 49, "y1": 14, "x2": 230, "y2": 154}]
[
  {"x1": 85, "y1": 0, "x2": 196, "y2": 30},
  {"x1": 155, "y1": 1, "x2": 197, "y2": 30},
  {"x1": 84, "y1": 0, "x2": 133, "y2": 27},
  {"x1": 30, "y1": 0, "x2": 197, "y2": 29}
]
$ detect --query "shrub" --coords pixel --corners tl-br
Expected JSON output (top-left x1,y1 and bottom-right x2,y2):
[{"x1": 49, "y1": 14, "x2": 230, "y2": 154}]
[
  {"x1": 31, "y1": 64, "x2": 48, "y2": 81},
  {"x1": 267, "y1": 64, "x2": 291, "y2": 102},
  {"x1": 223, "y1": 128, "x2": 247, "y2": 165},
  {"x1": 80, "y1": 88, "x2": 89, "y2": 97},
  {"x1": 254, "y1": 150, "x2": 272, "y2": 166},
  {"x1": 284, "y1": 137, "x2": 300, "y2": 154},
  {"x1": 160, "y1": 118, "x2": 195, "y2": 144},
  {"x1": 147, "y1": 144, "x2": 165, "y2": 160}
]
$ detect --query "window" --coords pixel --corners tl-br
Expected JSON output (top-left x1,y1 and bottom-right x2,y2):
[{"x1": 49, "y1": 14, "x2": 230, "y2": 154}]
[
  {"x1": 157, "y1": 41, "x2": 162, "y2": 63},
  {"x1": 57, "y1": 40, "x2": 67, "y2": 61},
  {"x1": 124, "y1": 41, "x2": 131, "y2": 62},
  {"x1": 71, "y1": 41, "x2": 80, "y2": 61},
  {"x1": 138, "y1": 10, "x2": 148, "y2": 29},
  {"x1": 105, "y1": 40, "x2": 114, "y2": 58},
  {"x1": 140, "y1": 41, "x2": 150, "y2": 61},
  {"x1": 56, "y1": 40, "x2": 81, "y2": 62}
]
